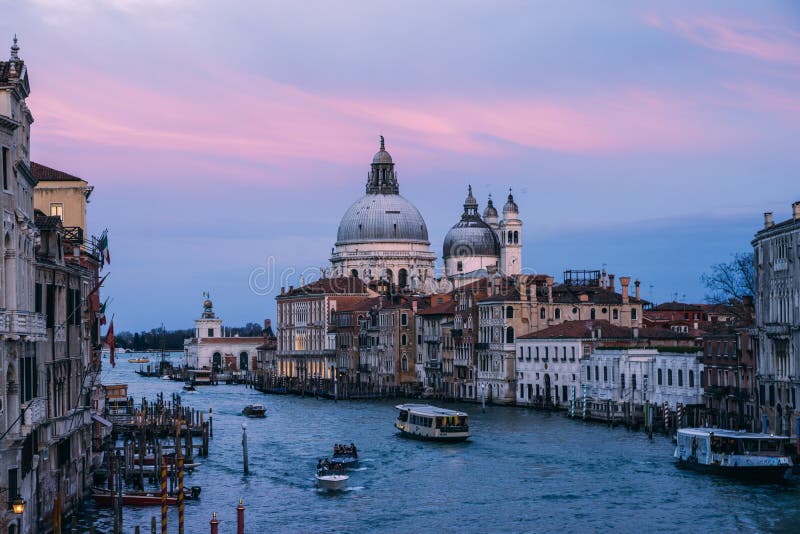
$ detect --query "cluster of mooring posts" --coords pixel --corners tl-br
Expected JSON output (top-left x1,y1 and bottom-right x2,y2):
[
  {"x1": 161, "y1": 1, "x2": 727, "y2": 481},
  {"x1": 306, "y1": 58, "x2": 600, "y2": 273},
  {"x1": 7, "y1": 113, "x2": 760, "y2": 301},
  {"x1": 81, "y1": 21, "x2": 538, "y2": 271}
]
[{"x1": 98, "y1": 392, "x2": 214, "y2": 534}]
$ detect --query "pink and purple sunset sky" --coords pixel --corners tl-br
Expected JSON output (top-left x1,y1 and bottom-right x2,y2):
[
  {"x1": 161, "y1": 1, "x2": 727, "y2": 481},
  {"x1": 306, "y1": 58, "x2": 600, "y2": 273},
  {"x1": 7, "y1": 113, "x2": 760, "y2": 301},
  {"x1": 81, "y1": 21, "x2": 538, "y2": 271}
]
[{"x1": 5, "y1": 0, "x2": 800, "y2": 331}]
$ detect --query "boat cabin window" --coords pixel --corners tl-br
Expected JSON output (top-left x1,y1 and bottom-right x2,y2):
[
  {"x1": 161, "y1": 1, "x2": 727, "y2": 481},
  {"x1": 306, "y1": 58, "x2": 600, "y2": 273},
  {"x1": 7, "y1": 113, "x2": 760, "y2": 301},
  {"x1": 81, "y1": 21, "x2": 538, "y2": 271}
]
[
  {"x1": 742, "y1": 440, "x2": 759, "y2": 453},
  {"x1": 759, "y1": 440, "x2": 780, "y2": 454},
  {"x1": 398, "y1": 410, "x2": 408, "y2": 422}
]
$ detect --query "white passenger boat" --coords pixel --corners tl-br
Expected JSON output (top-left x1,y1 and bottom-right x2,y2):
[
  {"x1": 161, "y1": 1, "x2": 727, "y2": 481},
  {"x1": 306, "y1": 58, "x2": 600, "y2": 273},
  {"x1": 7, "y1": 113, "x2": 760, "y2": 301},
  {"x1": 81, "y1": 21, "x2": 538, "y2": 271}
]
[
  {"x1": 395, "y1": 404, "x2": 470, "y2": 442},
  {"x1": 316, "y1": 473, "x2": 349, "y2": 491},
  {"x1": 674, "y1": 428, "x2": 793, "y2": 482}
]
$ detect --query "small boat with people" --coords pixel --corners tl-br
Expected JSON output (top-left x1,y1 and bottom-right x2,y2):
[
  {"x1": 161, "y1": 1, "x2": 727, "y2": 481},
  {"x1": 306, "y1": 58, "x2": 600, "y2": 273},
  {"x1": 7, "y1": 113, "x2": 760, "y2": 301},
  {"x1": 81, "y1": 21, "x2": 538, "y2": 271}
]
[
  {"x1": 128, "y1": 357, "x2": 150, "y2": 364},
  {"x1": 315, "y1": 458, "x2": 349, "y2": 491},
  {"x1": 674, "y1": 428, "x2": 793, "y2": 482},
  {"x1": 242, "y1": 403, "x2": 267, "y2": 418},
  {"x1": 395, "y1": 404, "x2": 471, "y2": 442},
  {"x1": 332, "y1": 443, "x2": 358, "y2": 467}
]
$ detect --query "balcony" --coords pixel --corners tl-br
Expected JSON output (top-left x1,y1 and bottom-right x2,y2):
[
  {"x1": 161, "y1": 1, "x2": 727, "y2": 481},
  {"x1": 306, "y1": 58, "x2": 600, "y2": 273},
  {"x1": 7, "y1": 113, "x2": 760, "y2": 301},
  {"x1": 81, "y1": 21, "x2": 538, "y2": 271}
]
[
  {"x1": 451, "y1": 329, "x2": 463, "y2": 338},
  {"x1": 0, "y1": 310, "x2": 47, "y2": 340},
  {"x1": 425, "y1": 360, "x2": 442, "y2": 369},
  {"x1": 358, "y1": 364, "x2": 371, "y2": 372},
  {"x1": 423, "y1": 335, "x2": 441, "y2": 344},
  {"x1": 475, "y1": 343, "x2": 489, "y2": 351},
  {"x1": 62, "y1": 226, "x2": 85, "y2": 245},
  {"x1": 23, "y1": 397, "x2": 47, "y2": 427}
]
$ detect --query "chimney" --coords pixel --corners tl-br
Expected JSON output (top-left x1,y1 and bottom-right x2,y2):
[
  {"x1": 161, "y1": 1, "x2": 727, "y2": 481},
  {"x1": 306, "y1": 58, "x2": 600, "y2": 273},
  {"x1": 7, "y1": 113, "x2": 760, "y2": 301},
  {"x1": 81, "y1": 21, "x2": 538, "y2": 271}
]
[
  {"x1": 794, "y1": 201, "x2": 800, "y2": 221},
  {"x1": 634, "y1": 280, "x2": 640, "y2": 300},
  {"x1": 412, "y1": 300, "x2": 418, "y2": 314},
  {"x1": 620, "y1": 276, "x2": 631, "y2": 304},
  {"x1": 601, "y1": 270, "x2": 607, "y2": 289},
  {"x1": 530, "y1": 280, "x2": 538, "y2": 304},
  {"x1": 519, "y1": 276, "x2": 529, "y2": 302},
  {"x1": 764, "y1": 212, "x2": 774, "y2": 228},
  {"x1": 546, "y1": 276, "x2": 554, "y2": 303},
  {"x1": 609, "y1": 274, "x2": 615, "y2": 292}
]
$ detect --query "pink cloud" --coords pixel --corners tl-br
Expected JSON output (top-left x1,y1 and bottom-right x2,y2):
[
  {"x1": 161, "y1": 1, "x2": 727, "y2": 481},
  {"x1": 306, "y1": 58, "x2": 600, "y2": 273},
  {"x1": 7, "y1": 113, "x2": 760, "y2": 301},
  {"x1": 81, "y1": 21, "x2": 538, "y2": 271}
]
[
  {"x1": 646, "y1": 14, "x2": 800, "y2": 65},
  {"x1": 26, "y1": 62, "x2": 747, "y2": 187}
]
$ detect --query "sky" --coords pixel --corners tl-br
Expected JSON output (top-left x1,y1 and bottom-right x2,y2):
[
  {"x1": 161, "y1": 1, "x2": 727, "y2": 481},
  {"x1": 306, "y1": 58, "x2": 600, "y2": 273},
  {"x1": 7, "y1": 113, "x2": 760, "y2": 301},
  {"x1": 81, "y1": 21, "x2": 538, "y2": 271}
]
[{"x1": 3, "y1": 0, "x2": 800, "y2": 331}]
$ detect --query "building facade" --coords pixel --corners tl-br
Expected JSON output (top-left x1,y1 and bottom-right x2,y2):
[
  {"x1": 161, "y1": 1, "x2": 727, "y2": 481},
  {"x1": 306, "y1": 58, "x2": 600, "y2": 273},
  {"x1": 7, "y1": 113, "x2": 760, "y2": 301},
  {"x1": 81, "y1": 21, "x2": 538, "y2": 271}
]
[{"x1": 752, "y1": 202, "x2": 800, "y2": 437}]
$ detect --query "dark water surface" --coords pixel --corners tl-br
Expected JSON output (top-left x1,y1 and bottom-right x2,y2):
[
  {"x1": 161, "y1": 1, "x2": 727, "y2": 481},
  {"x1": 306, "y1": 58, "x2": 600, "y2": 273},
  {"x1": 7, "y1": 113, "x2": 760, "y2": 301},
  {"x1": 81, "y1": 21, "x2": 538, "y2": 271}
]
[{"x1": 78, "y1": 354, "x2": 800, "y2": 533}]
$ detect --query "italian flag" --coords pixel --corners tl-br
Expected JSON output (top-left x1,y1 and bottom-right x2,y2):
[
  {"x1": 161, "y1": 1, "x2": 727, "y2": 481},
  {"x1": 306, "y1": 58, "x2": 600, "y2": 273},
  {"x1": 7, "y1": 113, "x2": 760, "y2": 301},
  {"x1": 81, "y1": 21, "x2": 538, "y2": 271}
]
[{"x1": 98, "y1": 230, "x2": 111, "y2": 266}]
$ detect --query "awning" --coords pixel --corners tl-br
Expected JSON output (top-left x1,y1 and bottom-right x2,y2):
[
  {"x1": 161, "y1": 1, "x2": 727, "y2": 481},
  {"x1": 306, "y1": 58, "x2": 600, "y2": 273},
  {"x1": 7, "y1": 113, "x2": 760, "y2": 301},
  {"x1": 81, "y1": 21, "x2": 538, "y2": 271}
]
[{"x1": 92, "y1": 414, "x2": 113, "y2": 428}]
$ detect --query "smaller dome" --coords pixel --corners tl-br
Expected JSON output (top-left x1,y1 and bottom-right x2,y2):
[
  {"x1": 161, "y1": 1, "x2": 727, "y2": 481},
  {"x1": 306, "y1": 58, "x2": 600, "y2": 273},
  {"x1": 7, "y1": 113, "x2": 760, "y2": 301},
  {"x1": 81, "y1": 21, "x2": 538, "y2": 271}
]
[
  {"x1": 503, "y1": 190, "x2": 518, "y2": 214},
  {"x1": 373, "y1": 149, "x2": 393, "y2": 165},
  {"x1": 483, "y1": 196, "x2": 498, "y2": 219},
  {"x1": 203, "y1": 299, "x2": 213, "y2": 309}
]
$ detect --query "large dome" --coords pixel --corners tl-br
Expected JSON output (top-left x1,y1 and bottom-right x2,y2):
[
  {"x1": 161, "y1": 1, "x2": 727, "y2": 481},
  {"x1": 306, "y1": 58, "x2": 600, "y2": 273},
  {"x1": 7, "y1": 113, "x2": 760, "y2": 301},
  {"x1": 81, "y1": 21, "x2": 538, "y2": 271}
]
[
  {"x1": 336, "y1": 193, "x2": 430, "y2": 245},
  {"x1": 443, "y1": 219, "x2": 500, "y2": 259}
]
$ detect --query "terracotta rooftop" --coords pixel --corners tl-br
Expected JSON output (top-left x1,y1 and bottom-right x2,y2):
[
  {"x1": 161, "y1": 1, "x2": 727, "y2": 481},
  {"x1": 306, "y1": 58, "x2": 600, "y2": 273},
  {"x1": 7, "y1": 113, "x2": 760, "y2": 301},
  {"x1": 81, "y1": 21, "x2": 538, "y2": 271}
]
[
  {"x1": 198, "y1": 337, "x2": 264, "y2": 345},
  {"x1": 649, "y1": 301, "x2": 705, "y2": 312},
  {"x1": 418, "y1": 300, "x2": 456, "y2": 316},
  {"x1": 31, "y1": 161, "x2": 87, "y2": 183},
  {"x1": 518, "y1": 320, "x2": 695, "y2": 341},
  {"x1": 281, "y1": 277, "x2": 368, "y2": 297}
]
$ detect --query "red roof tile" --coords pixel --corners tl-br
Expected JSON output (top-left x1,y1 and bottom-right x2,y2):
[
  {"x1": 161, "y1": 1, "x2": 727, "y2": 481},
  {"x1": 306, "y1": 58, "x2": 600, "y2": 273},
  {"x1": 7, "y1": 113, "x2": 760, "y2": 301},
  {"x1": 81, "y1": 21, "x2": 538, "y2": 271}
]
[{"x1": 30, "y1": 161, "x2": 86, "y2": 183}]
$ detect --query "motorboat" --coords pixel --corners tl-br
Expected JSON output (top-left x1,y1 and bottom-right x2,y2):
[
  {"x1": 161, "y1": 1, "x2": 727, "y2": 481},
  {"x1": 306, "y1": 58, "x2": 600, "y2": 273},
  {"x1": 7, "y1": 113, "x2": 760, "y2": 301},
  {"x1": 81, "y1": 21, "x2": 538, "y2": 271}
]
[
  {"x1": 316, "y1": 472, "x2": 349, "y2": 491},
  {"x1": 395, "y1": 404, "x2": 470, "y2": 442},
  {"x1": 128, "y1": 357, "x2": 150, "y2": 364},
  {"x1": 332, "y1": 443, "x2": 359, "y2": 467},
  {"x1": 674, "y1": 428, "x2": 793, "y2": 482},
  {"x1": 183, "y1": 385, "x2": 196, "y2": 392},
  {"x1": 242, "y1": 403, "x2": 267, "y2": 418}
]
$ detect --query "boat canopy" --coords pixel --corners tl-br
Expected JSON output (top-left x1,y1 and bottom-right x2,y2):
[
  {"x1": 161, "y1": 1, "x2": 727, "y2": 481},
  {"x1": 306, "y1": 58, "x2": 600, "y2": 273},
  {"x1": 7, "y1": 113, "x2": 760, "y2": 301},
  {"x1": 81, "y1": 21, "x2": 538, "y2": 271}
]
[
  {"x1": 395, "y1": 404, "x2": 468, "y2": 417},
  {"x1": 678, "y1": 428, "x2": 791, "y2": 441}
]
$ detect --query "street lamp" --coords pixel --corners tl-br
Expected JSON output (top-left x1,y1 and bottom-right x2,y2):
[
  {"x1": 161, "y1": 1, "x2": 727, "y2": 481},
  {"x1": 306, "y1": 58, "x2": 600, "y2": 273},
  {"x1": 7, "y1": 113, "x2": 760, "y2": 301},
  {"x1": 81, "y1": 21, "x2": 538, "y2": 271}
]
[{"x1": 12, "y1": 495, "x2": 25, "y2": 534}]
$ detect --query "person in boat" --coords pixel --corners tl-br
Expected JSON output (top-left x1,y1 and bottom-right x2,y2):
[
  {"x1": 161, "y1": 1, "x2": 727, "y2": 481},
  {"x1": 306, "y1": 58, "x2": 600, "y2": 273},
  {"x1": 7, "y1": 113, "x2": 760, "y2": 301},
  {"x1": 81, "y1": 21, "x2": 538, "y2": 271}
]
[
  {"x1": 317, "y1": 459, "x2": 323, "y2": 471},
  {"x1": 350, "y1": 443, "x2": 357, "y2": 458}
]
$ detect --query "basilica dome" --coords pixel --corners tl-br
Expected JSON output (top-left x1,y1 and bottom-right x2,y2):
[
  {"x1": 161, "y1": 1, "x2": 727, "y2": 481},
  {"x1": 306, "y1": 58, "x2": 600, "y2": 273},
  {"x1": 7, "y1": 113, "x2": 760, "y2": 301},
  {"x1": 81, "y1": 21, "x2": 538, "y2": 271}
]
[
  {"x1": 336, "y1": 193, "x2": 429, "y2": 245},
  {"x1": 443, "y1": 186, "x2": 500, "y2": 259}
]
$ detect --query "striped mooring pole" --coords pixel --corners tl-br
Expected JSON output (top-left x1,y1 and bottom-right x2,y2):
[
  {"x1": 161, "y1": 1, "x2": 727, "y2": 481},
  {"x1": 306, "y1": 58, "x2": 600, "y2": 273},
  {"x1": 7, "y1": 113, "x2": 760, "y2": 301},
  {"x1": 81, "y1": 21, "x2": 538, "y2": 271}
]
[
  {"x1": 161, "y1": 462, "x2": 167, "y2": 534},
  {"x1": 676, "y1": 402, "x2": 683, "y2": 430},
  {"x1": 178, "y1": 453, "x2": 185, "y2": 534},
  {"x1": 210, "y1": 512, "x2": 219, "y2": 534},
  {"x1": 663, "y1": 401, "x2": 669, "y2": 431},
  {"x1": 237, "y1": 499, "x2": 245, "y2": 534},
  {"x1": 570, "y1": 385, "x2": 575, "y2": 418}
]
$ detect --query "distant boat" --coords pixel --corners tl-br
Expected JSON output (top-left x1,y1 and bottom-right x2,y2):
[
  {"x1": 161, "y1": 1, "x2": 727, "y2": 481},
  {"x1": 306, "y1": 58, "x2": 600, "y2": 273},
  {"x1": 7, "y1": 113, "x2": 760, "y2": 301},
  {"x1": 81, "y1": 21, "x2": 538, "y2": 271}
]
[
  {"x1": 128, "y1": 357, "x2": 150, "y2": 364},
  {"x1": 395, "y1": 404, "x2": 471, "y2": 442},
  {"x1": 674, "y1": 428, "x2": 793, "y2": 482},
  {"x1": 332, "y1": 444, "x2": 359, "y2": 467},
  {"x1": 242, "y1": 403, "x2": 266, "y2": 418},
  {"x1": 183, "y1": 385, "x2": 196, "y2": 392},
  {"x1": 316, "y1": 473, "x2": 348, "y2": 491}
]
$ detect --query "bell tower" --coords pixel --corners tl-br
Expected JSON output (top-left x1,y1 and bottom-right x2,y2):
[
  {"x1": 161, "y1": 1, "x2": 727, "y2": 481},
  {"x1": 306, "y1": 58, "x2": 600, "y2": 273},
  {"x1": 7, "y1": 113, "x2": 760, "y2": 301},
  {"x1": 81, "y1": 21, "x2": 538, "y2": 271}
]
[{"x1": 499, "y1": 190, "x2": 522, "y2": 275}]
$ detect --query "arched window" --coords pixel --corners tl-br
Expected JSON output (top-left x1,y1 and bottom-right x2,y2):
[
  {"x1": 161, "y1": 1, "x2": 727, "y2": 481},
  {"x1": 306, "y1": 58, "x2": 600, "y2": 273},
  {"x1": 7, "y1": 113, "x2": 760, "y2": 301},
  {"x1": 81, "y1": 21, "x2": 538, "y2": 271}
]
[
  {"x1": 678, "y1": 369, "x2": 683, "y2": 387},
  {"x1": 632, "y1": 308, "x2": 638, "y2": 320},
  {"x1": 506, "y1": 306, "x2": 514, "y2": 319},
  {"x1": 513, "y1": 231, "x2": 519, "y2": 244},
  {"x1": 590, "y1": 308, "x2": 596, "y2": 320},
  {"x1": 632, "y1": 374, "x2": 637, "y2": 390},
  {"x1": 507, "y1": 230, "x2": 513, "y2": 243},
  {"x1": 688, "y1": 370, "x2": 694, "y2": 388},
  {"x1": 385, "y1": 269, "x2": 393, "y2": 284},
  {"x1": 657, "y1": 368, "x2": 662, "y2": 385},
  {"x1": 401, "y1": 334, "x2": 407, "y2": 346},
  {"x1": 506, "y1": 327, "x2": 515, "y2": 344},
  {"x1": 212, "y1": 352, "x2": 222, "y2": 372},
  {"x1": 586, "y1": 366, "x2": 591, "y2": 381},
  {"x1": 612, "y1": 309, "x2": 619, "y2": 320},
  {"x1": 350, "y1": 269, "x2": 359, "y2": 278},
  {"x1": 667, "y1": 369, "x2": 673, "y2": 386},
  {"x1": 540, "y1": 307, "x2": 546, "y2": 319},
  {"x1": 554, "y1": 308, "x2": 561, "y2": 319},
  {"x1": 239, "y1": 351, "x2": 249, "y2": 371},
  {"x1": 398, "y1": 269, "x2": 408, "y2": 288},
  {"x1": 621, "y1": 373, "x2": 625, "y2": 389},
  {"x1": 401, "y1": 355, "x2": 408, "y2": 372},
  {"x1": 595, "y1": 366, "x2": 599, "y2": 381}
]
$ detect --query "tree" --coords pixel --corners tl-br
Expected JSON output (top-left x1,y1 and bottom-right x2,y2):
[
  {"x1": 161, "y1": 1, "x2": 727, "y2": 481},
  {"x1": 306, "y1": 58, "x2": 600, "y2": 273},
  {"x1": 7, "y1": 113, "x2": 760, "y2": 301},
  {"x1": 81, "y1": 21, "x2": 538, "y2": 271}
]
[{"x1": 701, "y1": 252, "x2": 755, "y2": 304}]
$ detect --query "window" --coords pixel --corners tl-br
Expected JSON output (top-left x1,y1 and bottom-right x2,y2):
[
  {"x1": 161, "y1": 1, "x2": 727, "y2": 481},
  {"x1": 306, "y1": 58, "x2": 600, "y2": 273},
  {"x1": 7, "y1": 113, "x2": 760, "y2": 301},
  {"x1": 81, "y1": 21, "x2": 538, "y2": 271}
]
[
  {"x1": 351, "y1": 269, "x2": 359, "y2": 278},
  {"x1": 621, "y1": 373, "x2": 625, "y2": 389},
  {"x1": 657, "y1": 368, "x2": 662, "y2": 385},
  {"x1": 678, "y1": 369, "x2": 683, "y2": 387},
  {"x1": 689, "y1": 370, "x2": 694, "y2": 388},
  {"x1": 590, "y1": 308, "x2": 596, "y2": 320},
  {"x1": 612, "y1": 309, "x2": 618, "y2": 320},
  {"x1": 401, "y1": 355, "x2": 408, "y2": 371},
  {"x1": 555, "y1": 308, "x2": 561, "y2": 319},
  {"x1": 527, "y1": 347, "x2": 531, "y2": 360},
  {"x1": 571, "y1": 347, "x2": 575, "y2": 360},
  {"x1": 457, "y1": 261, "x2": 463, "y2": 272},
  {"x1": 519, "y1": 347, "x2": 524, "y2": 361},
  {"x1": 632, "y1": 374, "x2": 637, "y2": 390},
  {"x1": 506, "y1": 327, "x2": 514, "y2": 344},
  {"x1": 50, "y1": 203, "x2": 64, "y2": 219},
  {"x1": 401, "y1": 313, "x2": 408, "y2": 326},
  {"x1": 562, "y1": 385, "x2": 568, "y2": 401},
  {"x1": 506, "y1": 306, "x2": 514, "y2": 319},
  {"x1": 544, "y1": 346, "x2": 549, "y2": 360},
  {"x1": 603, "y1": 366, "x2": 608, "y2": 381},
  {"x1": 535, "y1": 347, "x2": 539, "y2": 360},
  {"x1": 401, "y1": 334, "x2": 407, "y2": 346},
  {"x1": 1, "y1": 146, "x2": 9, "y2": 190},
  {"x1": 540, "y1": 307, "x2": 546, "y2": 319},
  {"x1": 35, "y1": 283, "x2": 42, "y2": 313},
  {"x1": 631, "y1": 309, "x2": 637, "y2": 320},
  {"x1": 208, "y1": 328, "x2": 214, "y2": 337},
  {"x1": 595, "y1": 366, "x2": 599, "y2": 380},
  {"x1": 667, "y1": 369, "x2": 673, "y2": 386},
  {"x1": 586, "y1": 366, "x2": 591, "y2": 381}
]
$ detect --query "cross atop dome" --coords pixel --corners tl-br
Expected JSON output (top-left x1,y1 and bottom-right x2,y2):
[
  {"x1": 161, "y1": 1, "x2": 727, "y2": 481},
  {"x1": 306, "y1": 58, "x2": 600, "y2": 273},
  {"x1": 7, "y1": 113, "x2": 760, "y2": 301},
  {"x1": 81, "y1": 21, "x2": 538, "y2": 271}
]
[
  {"x1": 367, "y1": 135, "x2": 399, "y2": 194},
  {"x1": 10, "y1": 34, "x2": 19, "y2": 60}
]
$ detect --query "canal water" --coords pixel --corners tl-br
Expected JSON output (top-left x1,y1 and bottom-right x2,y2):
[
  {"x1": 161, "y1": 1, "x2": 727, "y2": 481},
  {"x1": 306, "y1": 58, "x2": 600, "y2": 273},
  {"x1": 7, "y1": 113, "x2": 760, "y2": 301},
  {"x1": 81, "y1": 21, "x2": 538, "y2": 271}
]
[{"x1": 78, "y1": 353, "x2": 800, "y2": 533}]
